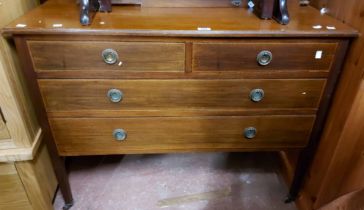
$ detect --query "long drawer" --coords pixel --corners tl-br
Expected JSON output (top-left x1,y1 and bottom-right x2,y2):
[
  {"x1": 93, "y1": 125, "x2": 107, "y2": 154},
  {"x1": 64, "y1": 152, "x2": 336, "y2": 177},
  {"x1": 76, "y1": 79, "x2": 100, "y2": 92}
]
[
  {"x1": 28, "y1": 41, "x2": 186, "y2": 72},
  {"x1": 39, "y1": 79, "x2": 325, "y2": 114},
  {"x1": 193, "y1": 42, "x2": 337, "y2": 71},
  {"x1": 50, "y1": 116, "x2": 315, "y2": 155}
]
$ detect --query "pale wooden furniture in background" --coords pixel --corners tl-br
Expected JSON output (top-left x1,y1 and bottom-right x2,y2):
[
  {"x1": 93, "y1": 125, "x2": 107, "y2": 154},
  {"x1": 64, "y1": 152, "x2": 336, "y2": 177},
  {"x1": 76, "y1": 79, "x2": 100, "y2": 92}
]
[
  {"x1": 0, "y1": 144, "x2": 57, "y2": 210},
  {"x1": 0, "y1": 0, "x2": 40, "y2": 161},
  {"x1": 0, "y1": 0, "x2": 57, "y2": 209}
]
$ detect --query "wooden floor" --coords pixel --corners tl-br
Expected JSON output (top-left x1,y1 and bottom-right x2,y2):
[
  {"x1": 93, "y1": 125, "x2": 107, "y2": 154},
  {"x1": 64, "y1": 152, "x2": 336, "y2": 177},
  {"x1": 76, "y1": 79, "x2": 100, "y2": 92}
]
[{"x1": 54, "y1": 152, "x2": 297, "y2": 210}]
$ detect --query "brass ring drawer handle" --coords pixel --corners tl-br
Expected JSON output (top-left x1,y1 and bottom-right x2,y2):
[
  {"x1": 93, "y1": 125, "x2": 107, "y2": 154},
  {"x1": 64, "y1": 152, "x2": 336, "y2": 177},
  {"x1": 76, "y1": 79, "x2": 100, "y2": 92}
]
[
  {"x1": 102, "y1": 49, "x2": 119, "y2": 65},
  {"x1": 257, "y1": 50, "x2": 273, "y2": 66},
  {"x1": 107, "y1": 89, "x2": 123, "y2": 103},
  {"x1": 244, "y1": 127, "x2": 257, "y2": 139},
  {"x1": 250, "y1": 89, "x2": 264, "y2": 102},
  {"x1": 113, "y1": 129, "x2": 127, "y2": 141}
]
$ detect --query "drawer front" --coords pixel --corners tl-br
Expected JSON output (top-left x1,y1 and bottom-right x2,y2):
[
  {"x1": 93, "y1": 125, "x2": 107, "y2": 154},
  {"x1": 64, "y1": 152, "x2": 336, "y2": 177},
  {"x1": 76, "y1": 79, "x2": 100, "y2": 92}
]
[
  {"x1": 50, "y1": 116, "x2": 315, "y2": 155},
  {"x1": 193, "y1": 42, "x2": 337, "y2": 71},
  {"x1": 39, "y1": 79, "x2": 325, "y2": 113},
  {"x1": 28, "y1": 41, "x2": 185, "y2": 72}
]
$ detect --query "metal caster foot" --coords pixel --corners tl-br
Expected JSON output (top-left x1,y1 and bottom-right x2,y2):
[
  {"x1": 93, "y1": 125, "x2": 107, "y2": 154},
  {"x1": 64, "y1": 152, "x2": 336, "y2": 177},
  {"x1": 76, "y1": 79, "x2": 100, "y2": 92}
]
[{"x1": 63, "y1": 201, "x2": 74, "y2": 210}]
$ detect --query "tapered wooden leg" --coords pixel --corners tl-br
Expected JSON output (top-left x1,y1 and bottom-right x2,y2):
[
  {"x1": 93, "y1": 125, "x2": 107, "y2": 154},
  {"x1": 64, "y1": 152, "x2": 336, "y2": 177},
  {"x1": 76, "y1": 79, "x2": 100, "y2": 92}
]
[
  {"x1": 285, "y1": 149, "x2": 307, "y2": 203},
  {"x1": 13, "y1": 37, "x2": 74, "y2": 209},
  {"x1": 43, "y1": 130, "x2": 74, "y2": 209}
]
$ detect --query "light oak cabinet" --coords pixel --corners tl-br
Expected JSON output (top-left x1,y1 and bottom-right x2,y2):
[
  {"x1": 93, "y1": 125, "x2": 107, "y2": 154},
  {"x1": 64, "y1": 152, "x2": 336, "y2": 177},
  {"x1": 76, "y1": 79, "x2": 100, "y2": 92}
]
[
  {"x1": 0, "y1": 144, "x2": 57, "y2": 210},
  {"x1": 0, "y1": 0, "x2": 41, "y2": 160},
  {"x1": 0, "y1": 1, "x2": 57, "y2": 210}
]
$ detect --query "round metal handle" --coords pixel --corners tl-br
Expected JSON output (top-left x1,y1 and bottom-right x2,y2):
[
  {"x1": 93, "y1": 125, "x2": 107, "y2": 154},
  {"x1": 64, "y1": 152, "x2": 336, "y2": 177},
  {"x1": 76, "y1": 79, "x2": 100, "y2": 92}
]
[
  {"x1": 113, "y1": 129, "x2": 127, "y2": 141},
  {"x1": 257, "y1": 50, "x2": 273, "y2": 66},
  {"x1": 102, "y1": 49, "x2": 119, "y2": 65},
  {"x1": 107, "y1": 89, "x2": 123, "y2": 103},
  {"x1": 250, "y1": 89, "x2": 264, "y2": 102},
  {"x1": 244, "y1": 127, "x2": 257, "y2": 139}
]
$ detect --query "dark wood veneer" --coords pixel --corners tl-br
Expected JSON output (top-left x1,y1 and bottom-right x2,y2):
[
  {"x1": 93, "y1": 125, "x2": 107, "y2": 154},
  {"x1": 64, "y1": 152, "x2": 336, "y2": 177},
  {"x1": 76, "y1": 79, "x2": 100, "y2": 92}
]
[
  {"x1": 50, "y1": 116, "x2": 316, "y2": 156},
  {"x1": 38, "y1": 79, "x2": 326, "y2": 113}
]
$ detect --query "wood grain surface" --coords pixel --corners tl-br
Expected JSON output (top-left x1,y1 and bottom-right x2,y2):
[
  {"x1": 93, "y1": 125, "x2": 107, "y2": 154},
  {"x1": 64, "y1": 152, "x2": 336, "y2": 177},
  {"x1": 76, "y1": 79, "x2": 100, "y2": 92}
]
[
  {"x1": 0, "y1": 0, "x2": 41, "y2": 149},
  {"x1": 50, "y1": 115, "x2": 315, "y2": 156},
  {"x1": 0, "y1": 119, "x2": 10, "y2": 140},
  {"x1": 193, "y1": 41, "x2": 337, "y2": 71},
  {"x1": 22, "y1": 37, "x2": 341, "y2": 79},
  {"x1": 0, "y1": 128, "x2": 42, "y2": 162},
  {"x1": 0, "y1": 163, "x2": 32, "y2": 210},
  {"x1": 28, "y1": 41, "x2": 185, "y2": 72},
  {"x1": 16, "y1": 144, "x2": 57, "y2": 210},
  {"x1": 142, "y1": 0, "x2": 238, "y2": 7},
  {"x1": 0, "y1": 144, "x2": 57, "y2": 210},
  {"x1": 38, "y1": 79, "x2": 325, "y2": 116},
  {"x1": 0, "y1": 139, "x2": 16, "y2": 150},
  {"x1": 1, "y1": 0, "x2": 357, "y2": 37}
]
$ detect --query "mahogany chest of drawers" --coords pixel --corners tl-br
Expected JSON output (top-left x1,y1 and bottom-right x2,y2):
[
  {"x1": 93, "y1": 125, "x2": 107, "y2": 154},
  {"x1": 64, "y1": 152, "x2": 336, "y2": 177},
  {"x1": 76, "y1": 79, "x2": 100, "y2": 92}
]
[
  {"x1": 2, "y1": 0, "x2": 357, "y2": 208},
  {"x1": 29, "y1": 38, "x2": 333, "y2": 155}
]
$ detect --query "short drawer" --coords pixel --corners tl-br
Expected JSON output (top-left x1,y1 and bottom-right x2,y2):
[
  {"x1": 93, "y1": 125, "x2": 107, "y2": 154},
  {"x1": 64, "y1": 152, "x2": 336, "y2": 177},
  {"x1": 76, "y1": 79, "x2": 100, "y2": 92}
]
[
  {"x1": 28, "y1": 41, "x2": 185, "y2": 72},
  {"x1": 50, "y1": 116, "x2": 315, "y2": 155},
  {"x1": 39, "y1": 79, "x2": 325, "y2": 114},
  {"x1": 193, "y1": 41, "x2": 337, "y2": 71}
]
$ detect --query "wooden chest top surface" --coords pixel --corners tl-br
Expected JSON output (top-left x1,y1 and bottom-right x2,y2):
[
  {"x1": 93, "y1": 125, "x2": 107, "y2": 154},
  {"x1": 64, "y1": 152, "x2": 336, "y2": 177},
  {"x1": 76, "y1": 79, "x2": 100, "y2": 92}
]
[{"x1": 1, "y1": 0, "x2": 357, "y2": 38}]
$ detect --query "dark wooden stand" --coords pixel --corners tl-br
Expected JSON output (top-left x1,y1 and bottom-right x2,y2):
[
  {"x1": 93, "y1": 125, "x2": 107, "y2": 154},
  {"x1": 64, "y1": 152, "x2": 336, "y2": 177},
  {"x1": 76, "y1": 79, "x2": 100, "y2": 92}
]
[
  {"x1": 253, "y1": 0, "x2": 275, "y2": 19},
  {"x1": 79, "y1": 0, "x2": 290, "y2": 25},
  {"x1": 273, "y1": 0, "x2": 290, "y2": 24}
]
